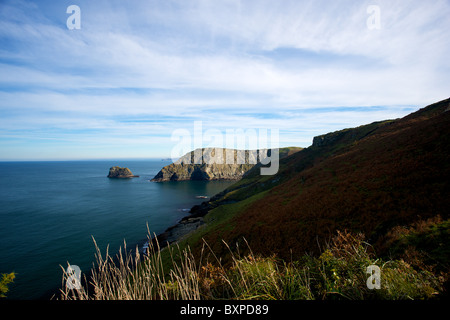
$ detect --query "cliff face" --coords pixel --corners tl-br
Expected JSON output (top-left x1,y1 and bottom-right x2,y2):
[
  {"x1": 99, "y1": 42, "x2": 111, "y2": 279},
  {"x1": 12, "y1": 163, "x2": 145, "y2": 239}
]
[
  {"x1": 311, "y1": 120, "x2": 394, "y2": 148},
  {"x1": 107, "y1": 166, "x2": 139, "y2": 178},
  {"x1": 151, "y1": 147, "x2": 302, "y2": 182},
  {"x1": 151, "y1": 148, "x2": 258, "y2": 182}
]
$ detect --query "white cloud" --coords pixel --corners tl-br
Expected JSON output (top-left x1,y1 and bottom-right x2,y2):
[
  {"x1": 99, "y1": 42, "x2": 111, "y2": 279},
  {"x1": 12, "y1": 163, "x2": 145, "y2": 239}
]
[{"x1": 0, "y1": 0, "x2": 449, "y2": 159}]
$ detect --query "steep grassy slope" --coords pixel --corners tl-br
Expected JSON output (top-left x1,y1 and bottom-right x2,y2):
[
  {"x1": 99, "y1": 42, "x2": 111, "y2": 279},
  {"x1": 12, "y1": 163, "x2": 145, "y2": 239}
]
[
  {"x1": 64, "y1": 99, "x2": 449, "y2": 301},
  {"x1": 182, "y1": 98, "x2": 450, "y2": 269}
]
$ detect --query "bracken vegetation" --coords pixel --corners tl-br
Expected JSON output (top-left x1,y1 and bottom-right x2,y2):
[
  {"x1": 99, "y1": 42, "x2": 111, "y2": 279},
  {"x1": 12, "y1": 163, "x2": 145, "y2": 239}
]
[
  {"x1": 58, "y1": 230, "x2": 445, "y2": 300},
  {"x1": 183, "y1": 98, "x2": 449, "y2": 282},
  {"x1": 0, "y1": 272, "x2": 15, "y2": 298},
  {"x1": 58, "y1": 98, "x2": 450, "y2": 300}
]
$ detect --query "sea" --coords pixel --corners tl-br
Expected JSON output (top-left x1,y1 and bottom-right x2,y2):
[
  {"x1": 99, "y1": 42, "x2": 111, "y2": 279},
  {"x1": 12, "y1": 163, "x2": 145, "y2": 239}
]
[{"x1": 0, "y1": 160, "x2": 235, "y2": 299}]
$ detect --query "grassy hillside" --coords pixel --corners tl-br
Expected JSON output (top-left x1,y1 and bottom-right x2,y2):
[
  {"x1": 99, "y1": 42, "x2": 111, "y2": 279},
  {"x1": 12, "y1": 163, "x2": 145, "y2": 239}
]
[
  {"x1": 59, "y1": 98, "x2": 450, "y2": 300},
  {"x1": 180, "y1": 98, "x2": 450, "y2": 275}
]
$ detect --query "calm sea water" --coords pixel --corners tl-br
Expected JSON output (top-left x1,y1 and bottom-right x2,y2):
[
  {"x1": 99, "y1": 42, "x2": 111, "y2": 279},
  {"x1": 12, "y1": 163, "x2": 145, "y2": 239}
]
[{"x1": 0, "y1": 160, "x2": 234, "y2": 299}]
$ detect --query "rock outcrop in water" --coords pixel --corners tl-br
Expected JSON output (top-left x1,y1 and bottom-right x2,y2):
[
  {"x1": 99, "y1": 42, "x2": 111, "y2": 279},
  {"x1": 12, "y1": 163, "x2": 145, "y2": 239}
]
[{"x1": 107, "y1": 166, "x2": 139, "y2": 178}]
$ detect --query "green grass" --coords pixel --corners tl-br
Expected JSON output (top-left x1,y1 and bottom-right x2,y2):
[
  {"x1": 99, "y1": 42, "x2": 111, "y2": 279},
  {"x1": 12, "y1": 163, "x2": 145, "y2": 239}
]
[
  {"x1": 58, "y1": 230, "x2": 446, "y2": 300},
  {"x1": 386, "y1": 218, "x2": 450, "y2": 272},
  {"x1": 179, "y1": 189, "x2": 271, "y2": 252},
  {"x1": 205, "y1": 190, "x2": 270, "y2": 225}
]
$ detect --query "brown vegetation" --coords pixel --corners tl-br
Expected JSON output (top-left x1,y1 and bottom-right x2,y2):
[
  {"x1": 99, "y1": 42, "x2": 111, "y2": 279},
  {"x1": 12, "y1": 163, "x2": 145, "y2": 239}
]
[{"x1": 193, "y1": 99, "x2": 450, "y2": 274}]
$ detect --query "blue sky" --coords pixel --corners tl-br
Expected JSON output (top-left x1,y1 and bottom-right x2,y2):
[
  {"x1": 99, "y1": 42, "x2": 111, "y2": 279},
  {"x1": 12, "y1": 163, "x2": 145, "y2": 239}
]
[{"x1": 0, "y1": 0, "x2": 449, "y2": 160}]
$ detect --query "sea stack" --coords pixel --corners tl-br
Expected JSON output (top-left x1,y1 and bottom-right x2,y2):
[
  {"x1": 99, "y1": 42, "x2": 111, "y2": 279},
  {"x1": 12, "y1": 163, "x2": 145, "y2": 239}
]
[{"x1": 107, "y1": 166, "x2": 139, "y2": 178}]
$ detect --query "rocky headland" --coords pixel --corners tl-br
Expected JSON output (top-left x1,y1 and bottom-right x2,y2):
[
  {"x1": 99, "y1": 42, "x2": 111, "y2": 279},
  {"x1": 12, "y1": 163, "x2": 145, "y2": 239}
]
[
  {"x1": 147, "y1": 147, "x2": 302, "y2": 247},
  {"x1": 151, "y1": 148, "x2": 257, "y2": 182},
  {"x1": 151, "y1": 147, "x2": 301, "y2": 182}
]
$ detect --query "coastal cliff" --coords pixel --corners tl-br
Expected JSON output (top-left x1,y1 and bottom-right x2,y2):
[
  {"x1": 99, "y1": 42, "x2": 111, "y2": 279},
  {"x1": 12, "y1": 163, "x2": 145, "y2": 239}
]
[
  {"x1": 151, "y1": 147, "x2": 301, "y2": 182},
  {"x1": 152, "y1": 148, "x2": 258, "y2": 182}
]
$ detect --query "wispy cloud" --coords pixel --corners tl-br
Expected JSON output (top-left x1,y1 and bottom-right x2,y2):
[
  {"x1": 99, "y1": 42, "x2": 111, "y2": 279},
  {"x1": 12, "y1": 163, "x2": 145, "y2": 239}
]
[{"x1": 0, "y1": 0, "x2": 449, "y2": 159}]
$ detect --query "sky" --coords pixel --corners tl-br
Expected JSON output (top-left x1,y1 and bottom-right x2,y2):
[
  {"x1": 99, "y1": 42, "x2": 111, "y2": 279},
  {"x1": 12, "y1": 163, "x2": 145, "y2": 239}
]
[{"x1": 0, "y1": 0, "x2": 449, "y2": 160}]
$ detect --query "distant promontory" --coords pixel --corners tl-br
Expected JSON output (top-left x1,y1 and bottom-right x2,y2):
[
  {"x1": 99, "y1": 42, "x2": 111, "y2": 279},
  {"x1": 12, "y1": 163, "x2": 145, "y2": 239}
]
[
  {"x1": 107, "y1": 166, "x2": 139, "y2": 178},
  {"x1": 151, "y1": 147, "x2": 301, "y2": 182}
]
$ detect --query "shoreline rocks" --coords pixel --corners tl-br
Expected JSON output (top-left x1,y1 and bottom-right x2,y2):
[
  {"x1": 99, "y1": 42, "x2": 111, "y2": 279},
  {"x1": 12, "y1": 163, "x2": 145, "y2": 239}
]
[{"x1": 144, "y1": 200, "x2": 213, "y2": 253}]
